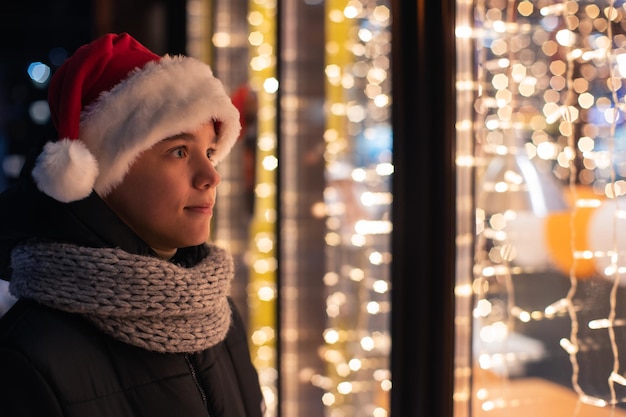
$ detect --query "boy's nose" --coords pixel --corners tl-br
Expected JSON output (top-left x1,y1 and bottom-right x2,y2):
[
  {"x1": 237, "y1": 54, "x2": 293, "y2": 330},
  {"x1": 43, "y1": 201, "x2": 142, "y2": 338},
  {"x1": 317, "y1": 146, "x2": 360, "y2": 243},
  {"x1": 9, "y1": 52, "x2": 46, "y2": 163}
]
[{"x1": 194, "y1": 159, "x2": 221, "y2": 189}]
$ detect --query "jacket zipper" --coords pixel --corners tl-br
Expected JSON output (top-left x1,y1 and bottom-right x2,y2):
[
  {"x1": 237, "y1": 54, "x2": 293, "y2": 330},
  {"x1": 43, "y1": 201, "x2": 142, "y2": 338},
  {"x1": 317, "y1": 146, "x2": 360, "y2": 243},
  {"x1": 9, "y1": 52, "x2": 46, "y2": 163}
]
[{"x1": 185, "y1": 353, "x2": 213, "y2": 417}]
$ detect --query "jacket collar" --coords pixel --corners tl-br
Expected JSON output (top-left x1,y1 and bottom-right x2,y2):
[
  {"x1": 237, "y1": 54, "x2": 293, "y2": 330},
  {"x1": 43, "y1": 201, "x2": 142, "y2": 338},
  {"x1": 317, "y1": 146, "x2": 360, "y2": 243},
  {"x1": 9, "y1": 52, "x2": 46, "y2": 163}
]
[{"x1": 0, "y1": 178, "x2": 151, "y2": 280}]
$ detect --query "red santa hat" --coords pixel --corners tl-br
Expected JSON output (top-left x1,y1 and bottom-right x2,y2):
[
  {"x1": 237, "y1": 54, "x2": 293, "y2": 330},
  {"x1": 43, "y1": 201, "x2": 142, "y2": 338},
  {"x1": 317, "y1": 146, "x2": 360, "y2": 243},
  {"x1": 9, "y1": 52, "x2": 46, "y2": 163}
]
[{"x1": 33, "y1": 32, "x2": 241, "y2": 203}]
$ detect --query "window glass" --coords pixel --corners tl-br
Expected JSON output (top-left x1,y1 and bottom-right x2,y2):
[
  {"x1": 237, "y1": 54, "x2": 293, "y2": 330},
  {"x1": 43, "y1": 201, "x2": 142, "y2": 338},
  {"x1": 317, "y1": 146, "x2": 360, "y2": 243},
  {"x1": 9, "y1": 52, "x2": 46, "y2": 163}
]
[{"x1": 456, "y1": 1, "x2": 626, "y2": 415}]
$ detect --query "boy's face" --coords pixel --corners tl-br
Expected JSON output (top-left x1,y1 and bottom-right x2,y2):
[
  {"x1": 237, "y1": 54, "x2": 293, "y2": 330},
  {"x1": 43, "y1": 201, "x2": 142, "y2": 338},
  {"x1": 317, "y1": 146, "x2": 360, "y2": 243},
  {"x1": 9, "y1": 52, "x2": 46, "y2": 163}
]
[{"x1": 102, "y1": 122, "x2": 221, "y2": 259}]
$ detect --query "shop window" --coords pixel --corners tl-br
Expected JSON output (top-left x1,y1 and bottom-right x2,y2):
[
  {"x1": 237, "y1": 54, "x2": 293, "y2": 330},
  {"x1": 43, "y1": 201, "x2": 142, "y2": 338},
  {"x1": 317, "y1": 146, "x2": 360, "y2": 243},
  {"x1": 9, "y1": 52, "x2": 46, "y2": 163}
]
[{"x1": 456, "y1": 1, "x2": 626, "y2": 415}]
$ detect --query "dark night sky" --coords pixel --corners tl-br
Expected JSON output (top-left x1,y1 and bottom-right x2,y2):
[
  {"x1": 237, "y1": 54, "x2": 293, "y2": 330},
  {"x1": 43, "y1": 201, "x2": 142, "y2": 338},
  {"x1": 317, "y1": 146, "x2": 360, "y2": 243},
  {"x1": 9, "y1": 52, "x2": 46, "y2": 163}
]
[{"x1": 0, "y1": 0, "x2": 93, "y2": 189}]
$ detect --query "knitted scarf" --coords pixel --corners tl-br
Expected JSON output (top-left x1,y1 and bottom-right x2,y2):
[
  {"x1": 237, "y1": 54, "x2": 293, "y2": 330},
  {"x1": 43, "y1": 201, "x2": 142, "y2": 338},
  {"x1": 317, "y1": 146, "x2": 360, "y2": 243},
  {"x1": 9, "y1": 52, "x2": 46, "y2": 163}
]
[{"x1": 9, "y1": 240, "x2": 233, "y2": 354}]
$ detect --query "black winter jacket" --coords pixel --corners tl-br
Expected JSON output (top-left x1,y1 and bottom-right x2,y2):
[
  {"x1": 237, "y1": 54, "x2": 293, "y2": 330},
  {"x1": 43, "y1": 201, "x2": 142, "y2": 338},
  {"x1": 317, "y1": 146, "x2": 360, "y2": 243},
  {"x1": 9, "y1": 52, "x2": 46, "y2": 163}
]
[
  {"x1": 0, "y1": 298, "x2": 264, "y2": 417},
  {"x1": 0, "y1": 178, "x2": 264, "y2": 417}
]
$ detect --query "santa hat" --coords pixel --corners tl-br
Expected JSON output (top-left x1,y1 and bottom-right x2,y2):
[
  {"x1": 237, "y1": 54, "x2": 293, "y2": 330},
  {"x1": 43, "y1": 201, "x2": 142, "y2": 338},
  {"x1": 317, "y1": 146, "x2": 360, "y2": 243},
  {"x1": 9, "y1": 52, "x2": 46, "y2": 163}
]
[{"x1": 33, "y1": 32, "x2": 241, "y2": 203}]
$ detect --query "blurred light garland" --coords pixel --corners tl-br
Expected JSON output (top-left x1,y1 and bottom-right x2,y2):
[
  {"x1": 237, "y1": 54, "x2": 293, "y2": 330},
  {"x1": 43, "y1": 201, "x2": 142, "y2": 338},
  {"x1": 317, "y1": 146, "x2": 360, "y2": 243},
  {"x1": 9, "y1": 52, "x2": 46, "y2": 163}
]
[
  {"x1": 247, "y1": 0, "x2": 278, "y2": 415},
  {"x1": 319, "y1": 0, "x2": 393, "y2": 416},
  {"x1": 464, "y1": 0, "x2": 626, "y2": 410}
]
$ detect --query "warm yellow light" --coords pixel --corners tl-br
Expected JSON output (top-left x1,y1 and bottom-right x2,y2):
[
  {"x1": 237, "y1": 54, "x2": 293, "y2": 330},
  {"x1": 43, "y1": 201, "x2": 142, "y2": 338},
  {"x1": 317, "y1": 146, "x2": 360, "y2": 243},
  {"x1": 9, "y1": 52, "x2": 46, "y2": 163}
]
[{"x1": 212, "y1": 32, "x2": 231, "y2": 47}]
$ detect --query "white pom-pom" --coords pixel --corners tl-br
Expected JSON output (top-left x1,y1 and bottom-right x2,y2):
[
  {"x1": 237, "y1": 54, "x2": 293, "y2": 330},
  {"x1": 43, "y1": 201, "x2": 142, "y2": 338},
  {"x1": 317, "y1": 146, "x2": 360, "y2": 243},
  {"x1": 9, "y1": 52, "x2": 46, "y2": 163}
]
[{"x1": 32, "y1": 139, "x2": 99, "y2": 203}]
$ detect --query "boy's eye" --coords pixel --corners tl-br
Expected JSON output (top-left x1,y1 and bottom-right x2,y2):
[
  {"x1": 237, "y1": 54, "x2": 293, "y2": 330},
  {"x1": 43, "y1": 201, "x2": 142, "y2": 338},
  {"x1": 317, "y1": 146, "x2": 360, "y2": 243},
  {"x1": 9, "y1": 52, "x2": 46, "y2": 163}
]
[
  {"x1": 171, "y1": 147, "x2": 187, "y2": 158},
  {"x1": 207, "y1": 148, "x2": 217, "y2": 161}
]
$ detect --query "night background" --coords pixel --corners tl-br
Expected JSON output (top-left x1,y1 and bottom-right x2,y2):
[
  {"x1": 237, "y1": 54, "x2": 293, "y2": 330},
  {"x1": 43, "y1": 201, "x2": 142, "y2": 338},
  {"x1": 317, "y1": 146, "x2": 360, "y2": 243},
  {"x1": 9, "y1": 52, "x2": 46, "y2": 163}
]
[{"x1": 0, "y1": 0, "x2": 187, "y2": 192}]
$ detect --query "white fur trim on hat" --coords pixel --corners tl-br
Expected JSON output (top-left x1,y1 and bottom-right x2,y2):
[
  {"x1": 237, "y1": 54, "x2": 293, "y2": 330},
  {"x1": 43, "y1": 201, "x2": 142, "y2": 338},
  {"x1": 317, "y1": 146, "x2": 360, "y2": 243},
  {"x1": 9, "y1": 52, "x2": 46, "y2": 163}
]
[{"x1": 32, "y1": 139, "x2": 99, "y2": 203}]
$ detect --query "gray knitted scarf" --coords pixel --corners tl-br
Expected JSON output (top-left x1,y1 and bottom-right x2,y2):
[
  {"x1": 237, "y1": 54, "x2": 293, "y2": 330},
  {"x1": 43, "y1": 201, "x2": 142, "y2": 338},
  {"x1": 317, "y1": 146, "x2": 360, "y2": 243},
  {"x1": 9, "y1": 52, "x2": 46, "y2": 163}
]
[{"x1": 9, "y1": 241, "x2": 233, "y2": 354}]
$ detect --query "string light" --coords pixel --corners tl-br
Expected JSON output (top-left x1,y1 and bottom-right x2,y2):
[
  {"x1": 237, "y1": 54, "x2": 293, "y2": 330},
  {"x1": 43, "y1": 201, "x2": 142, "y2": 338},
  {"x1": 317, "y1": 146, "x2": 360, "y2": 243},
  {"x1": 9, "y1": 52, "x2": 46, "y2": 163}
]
[
  {"x1": 317, "y1": 0, "x2": 392, "y2": 415},
  {"x1": 247, "y1": 0, "x2": 278, "y2": 415},
  {"x1": 461, "y1": 0, "x2": 626, "y2": 411}
]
